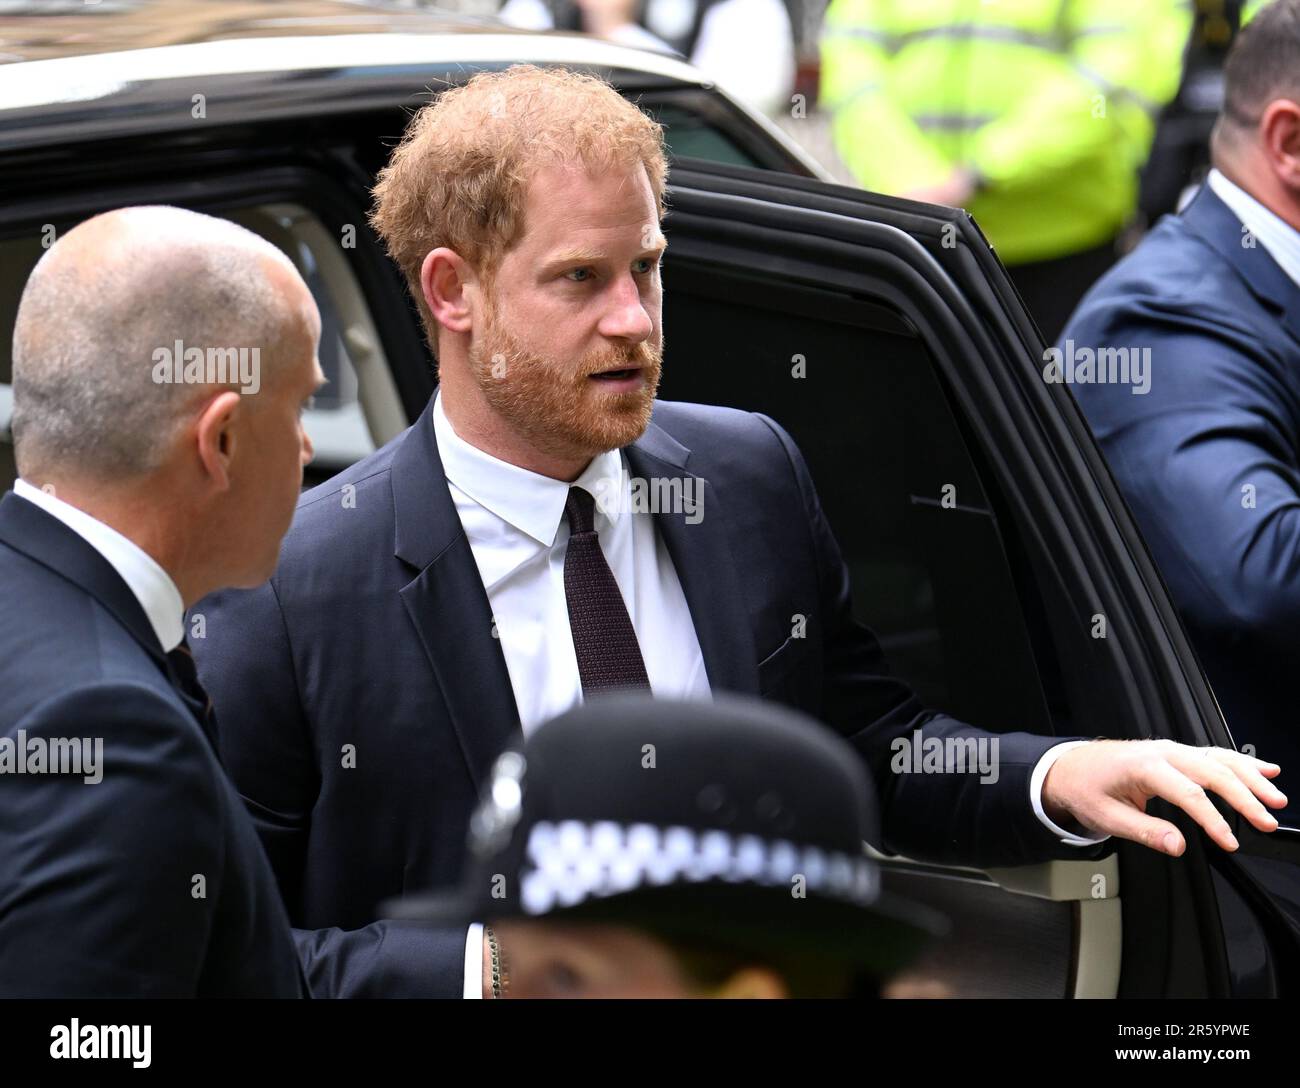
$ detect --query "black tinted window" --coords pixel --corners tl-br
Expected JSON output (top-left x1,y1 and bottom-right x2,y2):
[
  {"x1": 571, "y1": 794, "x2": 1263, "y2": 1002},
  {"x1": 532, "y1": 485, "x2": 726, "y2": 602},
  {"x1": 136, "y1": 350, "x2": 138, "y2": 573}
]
[{"x1": 659, "y1": 259, "x2": 1058, "y2": 735}]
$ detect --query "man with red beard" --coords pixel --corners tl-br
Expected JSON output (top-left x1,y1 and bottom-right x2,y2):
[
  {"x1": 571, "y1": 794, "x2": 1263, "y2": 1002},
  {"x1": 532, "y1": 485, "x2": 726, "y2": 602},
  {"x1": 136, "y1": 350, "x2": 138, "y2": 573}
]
[{"x1": 194, "y1": 64, "x2": 1286, "y2": 998}]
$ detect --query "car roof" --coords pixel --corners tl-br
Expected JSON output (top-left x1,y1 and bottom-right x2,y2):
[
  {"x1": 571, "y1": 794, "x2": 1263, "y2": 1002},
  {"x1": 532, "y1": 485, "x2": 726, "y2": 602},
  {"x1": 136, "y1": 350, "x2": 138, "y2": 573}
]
[{"x1": 0, "y1": 34, "x2": 719, "y2": 147}]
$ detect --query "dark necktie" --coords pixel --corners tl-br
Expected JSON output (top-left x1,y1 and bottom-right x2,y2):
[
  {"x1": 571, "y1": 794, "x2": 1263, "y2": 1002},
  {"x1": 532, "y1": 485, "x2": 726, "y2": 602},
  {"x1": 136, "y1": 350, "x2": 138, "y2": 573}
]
[
  {"x1": 168, "y1": 638, "x2": 218, "y2": 748},
  {"x1": 563, "y1": 486, "x2": 651, "y2": 695}
]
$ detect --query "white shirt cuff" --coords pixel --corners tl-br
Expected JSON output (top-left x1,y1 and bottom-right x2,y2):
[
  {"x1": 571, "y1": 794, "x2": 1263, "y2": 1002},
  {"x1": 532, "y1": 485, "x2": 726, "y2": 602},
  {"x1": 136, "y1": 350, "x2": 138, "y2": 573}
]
[
  {"x1": 1030, "y1": 741, "x2": 1111, "y2": 846},
  {"x1": 463, "y1": 923, "x2": 483, "y2": 999}
]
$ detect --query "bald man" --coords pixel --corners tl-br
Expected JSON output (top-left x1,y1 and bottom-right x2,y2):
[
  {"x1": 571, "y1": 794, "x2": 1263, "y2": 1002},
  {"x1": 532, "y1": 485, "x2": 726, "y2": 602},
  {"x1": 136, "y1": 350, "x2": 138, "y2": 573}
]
[{"x1": 0, "y1": 206, "x2": 323, "y2": 996}]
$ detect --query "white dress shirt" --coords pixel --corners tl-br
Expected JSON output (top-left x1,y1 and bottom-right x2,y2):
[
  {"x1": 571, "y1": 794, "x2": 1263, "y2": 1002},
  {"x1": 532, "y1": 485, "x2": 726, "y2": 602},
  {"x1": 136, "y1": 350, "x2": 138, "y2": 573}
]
[
  {"x1": 13, "y1": 478, "x2": 184, "y2": 653},
  {"x1": 435, "y1": 394, "x2": 712, "y2": 996},
  {"x1": 433, "y1": 392, "x2": 711, "y2": 734},
  {"x1": 1208, "y1": 168, "x2": 1300, "y2": 290}
]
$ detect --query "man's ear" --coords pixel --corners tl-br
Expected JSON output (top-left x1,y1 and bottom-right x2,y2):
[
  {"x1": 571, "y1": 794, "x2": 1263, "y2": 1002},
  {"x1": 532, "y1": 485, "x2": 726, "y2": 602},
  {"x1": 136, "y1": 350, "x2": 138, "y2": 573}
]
[
  {"x1": 194, "y1": 390, "x2": 244, "y2": 492},
  {"x1": 1261, "y1": 99, "x2": 1300, "y2": 190},
  {"x1": 420, "y1": 247, "x2": 476, "y2": 336}
]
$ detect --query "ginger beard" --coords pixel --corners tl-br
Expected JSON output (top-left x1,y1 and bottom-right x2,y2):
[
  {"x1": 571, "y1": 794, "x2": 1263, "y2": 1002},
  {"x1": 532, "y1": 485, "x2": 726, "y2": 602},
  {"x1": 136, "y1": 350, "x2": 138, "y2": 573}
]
[{"x1": 468, "y1": 284, "x2": 663, "y2": 464}]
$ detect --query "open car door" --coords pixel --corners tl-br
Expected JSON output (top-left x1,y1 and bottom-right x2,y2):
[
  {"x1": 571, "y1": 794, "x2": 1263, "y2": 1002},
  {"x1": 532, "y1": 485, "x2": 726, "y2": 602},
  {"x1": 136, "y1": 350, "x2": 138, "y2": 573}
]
[{"x1": 650, "y1": 156, "x2": 1300, "y2": 997}]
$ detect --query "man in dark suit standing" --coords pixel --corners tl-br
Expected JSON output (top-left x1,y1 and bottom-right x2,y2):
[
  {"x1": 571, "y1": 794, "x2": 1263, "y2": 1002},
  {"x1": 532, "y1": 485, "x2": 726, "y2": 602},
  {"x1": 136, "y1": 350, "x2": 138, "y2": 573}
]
[
  {"x1": 1061, "y1": 0, "x2": 1300, "y2": 820},
  {"x1": 0, "y1": 206, "x2": 324, "y2": 996},
  {"x1": 194, "y1": 64, "x2": 1286, "y2": 999}
]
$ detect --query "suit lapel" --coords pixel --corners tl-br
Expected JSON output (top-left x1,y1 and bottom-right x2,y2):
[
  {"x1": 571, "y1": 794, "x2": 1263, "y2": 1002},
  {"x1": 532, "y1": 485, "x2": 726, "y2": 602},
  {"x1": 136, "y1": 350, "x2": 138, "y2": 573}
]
[
  {"x1": 1183, "y1": 183, "x2": 1300, "y2": 347},
  {"x1": 0, "y1": 491, "x2": 219, "y2": 749},
  {"x1": 627, "y1": 421, "x2": 759, "y2": 697},
  {"x1": 391, "y1": 396, "x2": 523, "y2": 793},
  {"x1": 0, "y1": 491, "x2": 167, "y2": 662}
]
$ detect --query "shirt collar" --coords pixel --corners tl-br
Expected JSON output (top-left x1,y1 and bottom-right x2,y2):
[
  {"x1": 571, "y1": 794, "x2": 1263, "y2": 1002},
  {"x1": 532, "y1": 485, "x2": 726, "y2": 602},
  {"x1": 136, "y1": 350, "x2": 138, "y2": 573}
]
[
  {"x1": 1207, "y1": 169, "x2": 1300, "y2": 291},
  {"x1": 432, "y1": 390, "x2": 627, "y2": 547},
  {"x1": 13, "y1": 477, "x2": 185, "y2": 653}
]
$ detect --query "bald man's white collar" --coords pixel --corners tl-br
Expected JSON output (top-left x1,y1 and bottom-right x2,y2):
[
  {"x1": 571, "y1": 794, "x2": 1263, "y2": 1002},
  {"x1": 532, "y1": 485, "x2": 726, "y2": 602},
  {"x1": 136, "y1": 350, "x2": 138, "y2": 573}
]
[{"x1": 14, "y1": 477, "x2": 185, "y2": 653}]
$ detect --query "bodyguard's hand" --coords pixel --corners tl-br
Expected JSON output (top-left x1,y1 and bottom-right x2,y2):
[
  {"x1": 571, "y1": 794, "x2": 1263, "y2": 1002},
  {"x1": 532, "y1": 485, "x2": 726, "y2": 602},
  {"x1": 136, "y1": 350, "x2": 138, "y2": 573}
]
[{"x1": 1042, "y1": 739, "x2": 1286, "y2": 855}]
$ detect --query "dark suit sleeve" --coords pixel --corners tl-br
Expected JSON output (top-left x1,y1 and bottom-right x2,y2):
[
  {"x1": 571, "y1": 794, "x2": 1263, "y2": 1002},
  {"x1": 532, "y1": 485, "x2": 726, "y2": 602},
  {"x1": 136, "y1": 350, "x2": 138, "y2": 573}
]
[
  {"x1": 0, "y1": 683, "x2": 224, "y2": 996},
  {"x1": 1068, "y1": 313, "x2": 1300, "y2": 656},
  {"x1": 193, "y1": 581, "x2": 468, "y2": 998},
  {"x1": 292, "y1": 921, "x2": 470, "y2": 998},
  {"x1": 753, "y1": 412, "x2": 1107, "y2": 867}
]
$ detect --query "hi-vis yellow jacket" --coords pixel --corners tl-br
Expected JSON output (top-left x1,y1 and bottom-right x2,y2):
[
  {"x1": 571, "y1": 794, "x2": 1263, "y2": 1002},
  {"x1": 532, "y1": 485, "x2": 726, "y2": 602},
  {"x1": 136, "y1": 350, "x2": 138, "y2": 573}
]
[{"x1": 819, "y1": 0, "x2": 1194, "y2": 264}]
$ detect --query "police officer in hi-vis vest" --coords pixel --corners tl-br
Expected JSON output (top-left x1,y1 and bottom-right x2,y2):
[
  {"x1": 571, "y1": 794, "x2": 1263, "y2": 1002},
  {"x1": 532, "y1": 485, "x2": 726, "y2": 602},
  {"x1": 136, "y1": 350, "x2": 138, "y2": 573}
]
[{"x1": 819, "y1": 0, "x2": 1195, "y2": 341}]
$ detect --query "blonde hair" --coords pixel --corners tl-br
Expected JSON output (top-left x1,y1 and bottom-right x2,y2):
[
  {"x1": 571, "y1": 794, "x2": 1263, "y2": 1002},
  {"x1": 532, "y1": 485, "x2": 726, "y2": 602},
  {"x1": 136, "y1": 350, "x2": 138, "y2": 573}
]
[{"x1": 369, "y1": 64, "x2": 670, "y2": 361}]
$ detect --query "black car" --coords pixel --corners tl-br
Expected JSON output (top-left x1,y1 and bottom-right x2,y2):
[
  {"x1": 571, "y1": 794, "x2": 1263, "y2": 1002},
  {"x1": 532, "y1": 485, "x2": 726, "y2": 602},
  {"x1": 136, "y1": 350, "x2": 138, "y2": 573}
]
[{"x1": 0, "y1": 0, "x2": 1296, "y2": 999}]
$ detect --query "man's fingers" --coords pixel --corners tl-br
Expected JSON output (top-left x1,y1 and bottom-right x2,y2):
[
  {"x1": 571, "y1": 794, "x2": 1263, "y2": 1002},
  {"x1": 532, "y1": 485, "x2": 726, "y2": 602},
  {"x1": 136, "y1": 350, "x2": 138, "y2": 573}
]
[
  {"x1": 1087, "y1": 800, "x2": 1186, "y2": 856},
  {"x1": 1138, "y1": 761, "x2": 1239, "y2": 850},
  {"x1": 1168, "y1": 749, "x2": 1282, "y2": 831},
  {"x1": 1205, "y1": 749, "x2": 1288, "y2": 809},
  {"x1": 1052, "y1": 743, "x2": 1287, "y2": 858}
]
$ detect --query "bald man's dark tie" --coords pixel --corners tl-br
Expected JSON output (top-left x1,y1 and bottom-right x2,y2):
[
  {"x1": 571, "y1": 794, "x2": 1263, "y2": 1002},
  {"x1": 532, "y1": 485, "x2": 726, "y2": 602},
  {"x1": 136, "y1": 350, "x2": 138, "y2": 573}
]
[
  {"x1": 563, "y1": 486, "x2": 651, "y2": 695},
  {"x1": 168, "y1": 638, "x2": 219, "y2": 750}
]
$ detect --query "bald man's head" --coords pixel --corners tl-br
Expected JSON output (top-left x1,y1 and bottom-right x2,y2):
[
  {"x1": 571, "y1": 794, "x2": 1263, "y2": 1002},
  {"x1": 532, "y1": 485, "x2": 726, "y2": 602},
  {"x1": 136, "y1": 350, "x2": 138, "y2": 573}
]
[{"x1": 12, "y1": 205, "x2": 312, "y2": 482}]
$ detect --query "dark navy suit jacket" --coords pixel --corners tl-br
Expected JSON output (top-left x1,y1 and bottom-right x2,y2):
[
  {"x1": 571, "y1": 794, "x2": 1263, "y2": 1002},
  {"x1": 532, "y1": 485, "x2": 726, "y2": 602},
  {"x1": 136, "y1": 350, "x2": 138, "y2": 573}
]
[
  {"x1": 0, "y1": 492, "x2": 306, "y2": 997},
  {"x1": 1062, "y1": 183, "x2": 1300, "y2": 811},
  {"x1": 194, "y1": 397, "x2": 1098, "y2": 998}
]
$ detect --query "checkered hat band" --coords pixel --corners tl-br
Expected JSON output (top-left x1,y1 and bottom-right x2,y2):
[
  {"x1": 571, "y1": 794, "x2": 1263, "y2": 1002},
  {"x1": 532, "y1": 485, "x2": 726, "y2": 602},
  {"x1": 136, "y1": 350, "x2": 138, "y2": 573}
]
[{"x1": 518, "y1": 819, "x2": 880, "y2": 916}]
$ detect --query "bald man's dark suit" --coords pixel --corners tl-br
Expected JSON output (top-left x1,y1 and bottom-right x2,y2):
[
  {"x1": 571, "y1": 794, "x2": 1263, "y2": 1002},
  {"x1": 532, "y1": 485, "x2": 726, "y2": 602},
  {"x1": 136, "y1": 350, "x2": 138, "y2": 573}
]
[{"x1": 0, "y1": 493, "x2": 306, "y2": 997}]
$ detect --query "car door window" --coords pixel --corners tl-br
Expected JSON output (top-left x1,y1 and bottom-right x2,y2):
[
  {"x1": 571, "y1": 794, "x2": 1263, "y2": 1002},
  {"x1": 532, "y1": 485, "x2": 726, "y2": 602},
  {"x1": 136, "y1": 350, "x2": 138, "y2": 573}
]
[{"x1": 661, "y1": 262, "x2": 1055, "y2": 736}]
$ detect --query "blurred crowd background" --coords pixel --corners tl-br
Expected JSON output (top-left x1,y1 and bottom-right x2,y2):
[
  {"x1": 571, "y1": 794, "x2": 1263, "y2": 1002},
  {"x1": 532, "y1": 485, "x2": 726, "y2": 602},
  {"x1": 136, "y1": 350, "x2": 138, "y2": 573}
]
[
  {"x1": 2, "y1": 0, "x2": 1261, "y2": 339},
  {"x1": 483, "y1": 0, "x2": 1260, "y2": 341},
  {"x1": 487, "y1": 0, "x2": 1260, "y2": 341}
]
